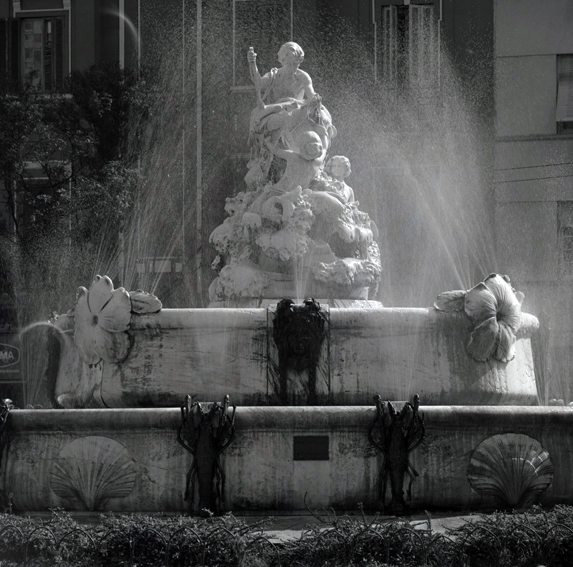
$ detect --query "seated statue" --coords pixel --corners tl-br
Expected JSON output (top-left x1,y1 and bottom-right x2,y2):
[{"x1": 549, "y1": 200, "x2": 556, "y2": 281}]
[
  {"x1": 245, "y1": 43, "x2": 335, "y2": 188},
  {"x1": 247, "y1": 42, "x2": 315, "y2": 145}
]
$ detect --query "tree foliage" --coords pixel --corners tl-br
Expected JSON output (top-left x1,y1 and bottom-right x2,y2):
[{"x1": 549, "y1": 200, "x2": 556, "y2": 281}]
[{"x1": 0, "y1": 64, "x2": 150, "y2": 322}]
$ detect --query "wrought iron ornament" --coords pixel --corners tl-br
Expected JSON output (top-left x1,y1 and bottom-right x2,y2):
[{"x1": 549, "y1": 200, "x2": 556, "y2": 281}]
[
  {"x1": 369, "y1": 394, "x2": 425, "y2": 515},
  {"x1": 0, "y1": 399, "x2": 12, "y2": 512},
  {"x1": 177, "y1": 395, "x2": 236, "y2": 516}
]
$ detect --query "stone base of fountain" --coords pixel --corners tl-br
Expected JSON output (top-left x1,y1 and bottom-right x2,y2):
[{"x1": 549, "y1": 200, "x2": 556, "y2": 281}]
[
  {"x1": 2, "y1": 406, "x2": 568, "y2": 514},
  {"x1": 52, "y1": 307, "x2": 539, "y2": 408}
]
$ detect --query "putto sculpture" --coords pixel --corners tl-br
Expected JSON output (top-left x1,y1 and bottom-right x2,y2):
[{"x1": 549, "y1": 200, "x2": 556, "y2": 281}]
[{"x1": 209, "y1": 43, "x2": 381, "y2": 305}]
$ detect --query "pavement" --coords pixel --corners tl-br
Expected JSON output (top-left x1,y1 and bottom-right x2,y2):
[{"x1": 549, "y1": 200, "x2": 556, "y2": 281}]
[
  {"x1": 21, "y1": 510, "x2": 478, "y2": 542},
  {"x1": 233, "y1": 511, "x2": 477, "y2": 542}
]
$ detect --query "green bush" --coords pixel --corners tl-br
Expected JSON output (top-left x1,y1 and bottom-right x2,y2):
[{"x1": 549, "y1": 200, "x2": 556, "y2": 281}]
[{"x1": 1, "y1": 506, "x2": 573, "y2": 566}]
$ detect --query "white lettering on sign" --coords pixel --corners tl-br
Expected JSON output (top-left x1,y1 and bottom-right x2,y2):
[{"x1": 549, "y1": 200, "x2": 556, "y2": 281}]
[{"x1": 0, "y1": 344, "x2": 20, "y2": 368}]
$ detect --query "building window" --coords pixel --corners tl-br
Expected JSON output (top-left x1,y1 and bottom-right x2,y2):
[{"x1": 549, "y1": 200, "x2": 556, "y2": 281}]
[
  {"x1": 0, "y1": 15, "x2": 65, "y2": 91},
  {"x1": 557, "y1": 55, "x2": 573, "y2": 134},
  {"x1": 380, "y1": 3, "x2": 438, "y2": 91},
  {"x1": 21, "y1": 17, "x2": 64, "y2": 90},
  {"x1": 232, "y1": 0, "x2": 293, "y2": 87},
  {"x1": 558, "y1": 202, "x2": 573, "y2": 276}
]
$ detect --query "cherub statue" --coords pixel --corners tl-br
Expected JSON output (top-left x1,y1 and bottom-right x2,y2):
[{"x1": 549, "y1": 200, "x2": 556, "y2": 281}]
[{"x1": 324, "y1": 156, "x2": 355, "y2": 203}]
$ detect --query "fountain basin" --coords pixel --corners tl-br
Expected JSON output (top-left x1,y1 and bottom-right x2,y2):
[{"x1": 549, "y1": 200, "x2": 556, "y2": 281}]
[
  {"x1": 54, "y1": 307, "x2": 539, "y2": 408},
  {"x1": 2, "y1": 405, "x2": 570, "y2": 513}
]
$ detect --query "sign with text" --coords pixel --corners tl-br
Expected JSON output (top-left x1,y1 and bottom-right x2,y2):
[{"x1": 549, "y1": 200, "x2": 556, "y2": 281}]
[
  {"x1": 293, "y1": 436, "x2": 330, "y2": 461},
  {"x1": 0, "y1": 335, "x2": 21, "y2": 382}
]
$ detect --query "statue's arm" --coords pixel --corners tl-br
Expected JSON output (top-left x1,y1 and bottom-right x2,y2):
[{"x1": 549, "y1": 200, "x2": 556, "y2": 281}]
[
  {"x1": 300, "y1": 70, "x2": 316, "y2": 98},
  {"x1": 247, "y1": 47, "x2": 262, "y2": 87}
]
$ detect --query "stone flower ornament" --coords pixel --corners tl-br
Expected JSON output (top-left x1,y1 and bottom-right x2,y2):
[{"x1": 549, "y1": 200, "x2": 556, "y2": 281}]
[
  {"x1": 74, "y1": 276, "x2": 132, "y2": 365},
  {"x1": 73, "y1": 275, "x2": 162, "y2": 365},
  {"x1": 434, "y1": 274, "x2": 524, "y2": 363}
]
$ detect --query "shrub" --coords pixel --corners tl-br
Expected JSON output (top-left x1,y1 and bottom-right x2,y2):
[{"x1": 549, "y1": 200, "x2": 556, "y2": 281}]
[{"x1": 2, "y1": 506, "x2": 573, "y2": 566}]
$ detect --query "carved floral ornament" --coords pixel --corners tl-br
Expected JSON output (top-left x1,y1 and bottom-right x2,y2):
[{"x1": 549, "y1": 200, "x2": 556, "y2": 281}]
[
  {"x1": 72, "y1": 275, "x2": 161, "y2": 365},
  {"x1": 434, "y1": 274, "x2": 524, "y2": 363}
]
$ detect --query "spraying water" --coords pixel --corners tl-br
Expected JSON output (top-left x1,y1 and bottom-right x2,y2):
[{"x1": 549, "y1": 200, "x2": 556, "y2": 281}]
[
  {"x1": 117, "y1": 5, "x2": 497, "y2": 308},
  {"x1": 4, "y1": 5, "x2": 501, "y2": 404}
]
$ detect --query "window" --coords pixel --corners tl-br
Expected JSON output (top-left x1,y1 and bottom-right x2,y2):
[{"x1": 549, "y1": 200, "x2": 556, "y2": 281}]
[
  {"x1": 558, "y1": 202, "x2": 573, "y2": 276},
  {"x1": 380, "y1": 3, "x2": 438, "y2": 91},
  {"x1": 0, "y1": 19, "x2": 20, "y2": 87},
  {"x1": 21, "y1": 17, "x2": 64, "y2": 90},
  {"x1": 557, "y1": 55, "x2": 573, "y2": 134},
  {"x1": 232, "y1": 0, "x2": 293, "y2": 87},
  {"x1": 0, "y1": 14, "x2": 66, "y2": 91},
  {"x1": 0, "y1": 20, "x2": 7, "y2": 82}
]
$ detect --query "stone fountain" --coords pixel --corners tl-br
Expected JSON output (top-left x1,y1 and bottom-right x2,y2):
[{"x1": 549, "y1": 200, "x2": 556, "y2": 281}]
[{"x1": 1, "y1": 42, "x2": 569, "y2": 517}]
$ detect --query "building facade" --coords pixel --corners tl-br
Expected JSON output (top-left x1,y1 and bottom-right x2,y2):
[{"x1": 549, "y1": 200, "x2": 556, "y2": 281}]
[
  {"x1": 493, "y1": 0, "x2": 573, "y2": 402},
  {"x1": 0, "y1": 0, "x2": 140, "y2": 84}
]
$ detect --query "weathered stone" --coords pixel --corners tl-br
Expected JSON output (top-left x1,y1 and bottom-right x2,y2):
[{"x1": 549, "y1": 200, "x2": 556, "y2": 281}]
[
  {"x1": 51, "y1": 307, "x2": 539, "y2": 407},
  {"x1": 3, "y1": 406, "x2": 573, "y2": 513}
]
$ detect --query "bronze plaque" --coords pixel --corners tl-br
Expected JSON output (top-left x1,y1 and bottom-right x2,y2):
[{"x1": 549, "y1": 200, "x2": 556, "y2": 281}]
[{"x1": 293, "y1": 436, "x2": 329, "y2": 461}]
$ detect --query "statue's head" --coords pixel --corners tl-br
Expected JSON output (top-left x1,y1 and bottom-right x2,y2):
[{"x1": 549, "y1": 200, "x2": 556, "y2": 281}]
[
  {"x1": 325, "y1": 156, "x2": 351, "y2": 180},
  {"x1": 278, "y1": 42, "x2": 304, "y2": 65}
]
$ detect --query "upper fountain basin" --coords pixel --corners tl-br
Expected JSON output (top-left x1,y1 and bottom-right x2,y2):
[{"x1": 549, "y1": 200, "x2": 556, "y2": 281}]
[{"x1": 53, "y1": 305, "x2": 539, "y2": 408}]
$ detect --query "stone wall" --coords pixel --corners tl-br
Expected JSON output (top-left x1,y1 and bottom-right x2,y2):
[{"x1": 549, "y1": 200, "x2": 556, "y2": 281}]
[{"x1": 2, "y1": 405, "x2": 570, "y2": 514}]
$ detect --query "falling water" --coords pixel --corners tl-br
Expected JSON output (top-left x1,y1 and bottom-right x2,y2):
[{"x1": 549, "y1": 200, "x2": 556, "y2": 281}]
[
  {"x1": 112, "y1": 5, "x2": 498, "y2": 310},
  {"x1": 4, "y1": 5, "x2": 501, "y2": 405}
]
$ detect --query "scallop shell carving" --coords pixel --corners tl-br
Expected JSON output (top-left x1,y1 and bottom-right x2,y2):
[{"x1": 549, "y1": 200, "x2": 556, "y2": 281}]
[
  {"x1": 50, "y1": 436, "x2": 136, "y2": 511},
  {"x1": 467, "y1": 433, "x2": 554, "y2": 508}
]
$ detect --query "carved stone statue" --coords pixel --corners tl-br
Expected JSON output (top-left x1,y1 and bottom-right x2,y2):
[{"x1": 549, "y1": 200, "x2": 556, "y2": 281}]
[
  {"x1": 208, "y1": 43, "x2": 382, "y2": 305},
  {"x1": 247, "y1": 42, "x2": 316, "y2": 147},
  {"x1": 245, "y1": 42, "x2": 336, "y2": 189}
]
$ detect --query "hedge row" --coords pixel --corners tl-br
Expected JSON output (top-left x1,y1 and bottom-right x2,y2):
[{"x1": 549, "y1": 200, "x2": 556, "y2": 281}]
[{"x1": 1, "y1": 505, "x2": 572, "y2": 566}]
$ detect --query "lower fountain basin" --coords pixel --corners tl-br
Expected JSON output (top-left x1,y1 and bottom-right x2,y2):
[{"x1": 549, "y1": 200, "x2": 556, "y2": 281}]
[
  {"x1": 2, "y1": 405, "x2": 570, "y2": 514},
  {"x1": 53, "y1": 307, "x2": 539, "y2": 408}
]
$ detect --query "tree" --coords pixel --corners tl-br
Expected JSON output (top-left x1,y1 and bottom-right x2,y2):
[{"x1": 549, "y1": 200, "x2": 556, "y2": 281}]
[
  {"x1": 0, "y1": 64, "x2": 152, "y2": 406},
  {"x1": 0, "y1": 63, "x2": 149, "y2": 324}
]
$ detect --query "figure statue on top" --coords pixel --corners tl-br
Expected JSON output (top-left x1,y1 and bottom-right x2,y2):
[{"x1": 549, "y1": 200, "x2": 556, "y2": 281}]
[
  {"x1": 245, "y1": 42, "x2": 336, "y2": 188},
  {"x1": 247, "y1": 42, "x2": 315, "y2": 140}
]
